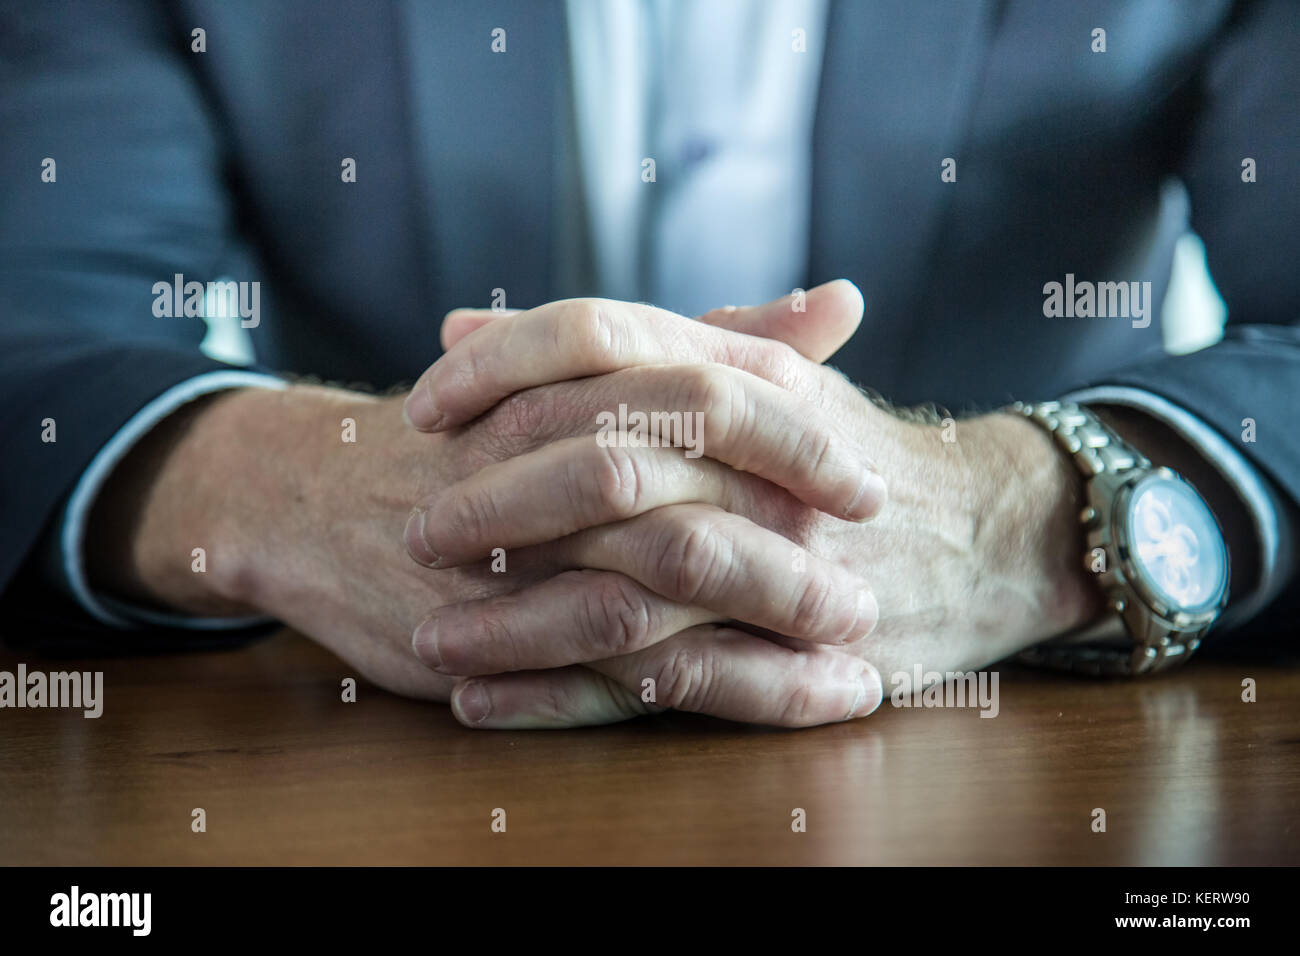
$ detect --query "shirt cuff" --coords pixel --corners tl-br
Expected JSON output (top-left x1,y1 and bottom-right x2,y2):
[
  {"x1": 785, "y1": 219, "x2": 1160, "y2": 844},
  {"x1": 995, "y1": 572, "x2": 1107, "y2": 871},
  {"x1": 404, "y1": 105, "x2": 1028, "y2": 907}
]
[
  {"x1": 61, "y1": 370, "x2": 288, "y2": 630},
  {"x1": 1062, "y1": 385, "x2": 1291, "y2": 630}
]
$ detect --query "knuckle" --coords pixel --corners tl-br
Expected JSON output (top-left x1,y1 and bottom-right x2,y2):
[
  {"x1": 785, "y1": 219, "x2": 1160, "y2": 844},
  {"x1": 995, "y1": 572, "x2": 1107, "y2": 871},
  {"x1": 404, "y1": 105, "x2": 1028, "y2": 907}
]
[
  {"x1": 537, "y1": 677, "x2": 572, "y2": 721},
  {"x1": 581, "y1": 574, "x2": 654, "y2": 656},
  {"x1": 756, "y1": 340, "x2": 803, "y2": 393},
  {"x1": 476, "y1": 607, "x2": 521, "y2": 671},
  {"x1": 683, "y1": 365, "x2": 734, "y2": 413},
  {"x1": 444, "y1": 488, "x2": 499, "y2": 547},
  {"x1": 655, "y1": 644, "x2": 714, "y2": 711},
  {"x1": 587, "y1": 443, "x2": 643, "y2": 520},
  {"x1": 776, "y1": 682, "x2": 820, "y2": 728},
  {"x1": 789, "y1": 572, "x2": 841, "y2": 639},
  {"x1": 788, "y1": 423, "x2": 836, "y2": 491},
  {"x1": 660, "y1": 515, "x2": 732, "y2": 604},
  {"x1": 685, "y1": 366, "x2": 746, "y2": 448},
  {"x1": 561, "y1": 299, "x2": 620, "y2": 365},
  {"x1": 777, "y1": 653, "x2": 848, "y2": 727},
  {"x1": 459, "y1": 335, "x2": 493, "y2": 397},
  {"x1": 594, "y1": 674, "x2": 655, "y2": 718}
]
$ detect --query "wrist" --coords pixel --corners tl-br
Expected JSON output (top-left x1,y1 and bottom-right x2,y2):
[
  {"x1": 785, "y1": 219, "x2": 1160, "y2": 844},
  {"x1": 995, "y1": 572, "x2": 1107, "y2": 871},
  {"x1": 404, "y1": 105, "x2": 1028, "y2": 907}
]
[
  {"x1": 195, "y1": 385, "x2": 402, "y2": 617},
  {"x1": 959, "y1": 412, "x2": 1107, "y2": 643},
  {"x1": 86, "y1": 385, "x2": 393, "y2": 618},
  {"x1": 86, "y1": 387, "x2": 265, "y2": 616}
]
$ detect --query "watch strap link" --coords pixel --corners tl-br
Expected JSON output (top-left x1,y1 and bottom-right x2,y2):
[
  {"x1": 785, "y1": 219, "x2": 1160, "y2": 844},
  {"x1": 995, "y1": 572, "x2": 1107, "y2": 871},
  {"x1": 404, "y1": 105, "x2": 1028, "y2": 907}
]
[
  {"x1": 1010, "y1": 400, "x2": 1149, "y2": 477},
  {"x1": 1016, "y1": 631, "x2": 1200, "y2": 677}
]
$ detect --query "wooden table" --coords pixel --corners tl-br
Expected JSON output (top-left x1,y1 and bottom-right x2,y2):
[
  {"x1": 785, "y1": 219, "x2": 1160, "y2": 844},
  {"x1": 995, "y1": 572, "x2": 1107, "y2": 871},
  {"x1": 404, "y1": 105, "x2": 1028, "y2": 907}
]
[{"x1": 2, "y1": 630, "x2": 1297, "y2": 865}]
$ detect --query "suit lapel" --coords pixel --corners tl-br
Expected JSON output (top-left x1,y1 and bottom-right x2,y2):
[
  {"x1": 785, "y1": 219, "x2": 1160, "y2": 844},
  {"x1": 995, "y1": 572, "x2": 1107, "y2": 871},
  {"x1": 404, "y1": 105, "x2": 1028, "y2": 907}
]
[
  {"x1": 810, "y1": 0, "x2": 999, "y2": 392},
  {"x1": 400, "y1": 1, "x2": 566, "y2": 316}
]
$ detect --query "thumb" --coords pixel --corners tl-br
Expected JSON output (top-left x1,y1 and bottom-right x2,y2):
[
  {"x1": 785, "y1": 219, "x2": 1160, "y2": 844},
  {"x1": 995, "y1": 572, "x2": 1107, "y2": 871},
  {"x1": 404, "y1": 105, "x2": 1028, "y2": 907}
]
[
  {"x1": 440, "y1": 307, "x2": 520, "y2": 351},
  {"x1": 439, "y1": 279, "x2": 865, "y2": 360},
  {"x1": 696, "y1": 279, "x2": 864, "y2": 363}
]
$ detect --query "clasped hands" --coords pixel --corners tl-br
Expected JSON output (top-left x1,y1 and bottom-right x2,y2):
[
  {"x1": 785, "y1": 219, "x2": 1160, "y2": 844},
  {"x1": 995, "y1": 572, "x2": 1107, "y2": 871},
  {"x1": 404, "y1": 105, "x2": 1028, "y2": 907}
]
[{"x1": 377, "y1": 280, "x2": 1100, "y2": 728}]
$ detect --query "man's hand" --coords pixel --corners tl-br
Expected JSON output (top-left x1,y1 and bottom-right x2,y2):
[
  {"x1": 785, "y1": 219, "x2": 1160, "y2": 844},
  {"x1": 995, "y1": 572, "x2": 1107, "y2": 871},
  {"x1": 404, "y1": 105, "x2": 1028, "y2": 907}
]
[
  {"x1": 403, "y1": 283, "x2": 1109, "y2": 725},
  {"x1": 84, "y1": 284, "x2": 890, "y2": 725}
]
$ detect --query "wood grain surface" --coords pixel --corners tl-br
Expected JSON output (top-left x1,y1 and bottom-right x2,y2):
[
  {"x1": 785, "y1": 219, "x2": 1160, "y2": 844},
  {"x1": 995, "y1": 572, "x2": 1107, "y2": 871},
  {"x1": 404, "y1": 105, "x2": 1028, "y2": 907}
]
[{"x1": 1, "y1": 630, "x2": 1296, "y2": 865}]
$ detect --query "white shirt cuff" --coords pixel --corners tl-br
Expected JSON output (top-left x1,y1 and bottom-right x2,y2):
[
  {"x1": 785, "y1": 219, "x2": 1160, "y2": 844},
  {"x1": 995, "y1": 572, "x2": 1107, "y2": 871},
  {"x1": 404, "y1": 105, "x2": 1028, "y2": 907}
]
[
  {"x1": 61, "y1": 370, "x2": 288, "y2": 630},
  {"x1": 1063, "y1": 385, "x2": 1290, "y2": 630}
]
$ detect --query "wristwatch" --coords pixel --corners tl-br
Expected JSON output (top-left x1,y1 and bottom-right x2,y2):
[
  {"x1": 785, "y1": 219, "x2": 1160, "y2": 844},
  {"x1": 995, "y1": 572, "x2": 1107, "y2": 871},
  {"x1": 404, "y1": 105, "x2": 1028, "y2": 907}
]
[{"x1": 1010, "y1": 401, "x2": 1230, "y2": 676}]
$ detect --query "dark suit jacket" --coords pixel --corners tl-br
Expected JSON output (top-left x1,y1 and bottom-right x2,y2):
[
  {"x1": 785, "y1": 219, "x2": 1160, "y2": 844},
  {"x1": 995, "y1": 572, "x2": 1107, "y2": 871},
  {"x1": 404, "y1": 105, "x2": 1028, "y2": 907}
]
[{"x1": 1, "y1": 0, "x2": 1296, "y2": 649}]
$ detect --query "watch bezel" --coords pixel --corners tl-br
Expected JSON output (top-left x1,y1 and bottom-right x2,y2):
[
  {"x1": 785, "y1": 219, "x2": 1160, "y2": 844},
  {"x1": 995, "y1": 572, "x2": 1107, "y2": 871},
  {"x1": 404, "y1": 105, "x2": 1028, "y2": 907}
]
[{"x1": 1108, "y1": 466, "x2": 1230, "y2": 630}]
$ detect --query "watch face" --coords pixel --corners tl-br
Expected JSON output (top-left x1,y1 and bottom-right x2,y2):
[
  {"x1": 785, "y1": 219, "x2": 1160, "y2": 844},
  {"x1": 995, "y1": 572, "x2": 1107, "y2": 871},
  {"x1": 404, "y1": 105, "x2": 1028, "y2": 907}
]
[{"x1": 1125, "y1": 473, "x2": 1228, "y2": 615}]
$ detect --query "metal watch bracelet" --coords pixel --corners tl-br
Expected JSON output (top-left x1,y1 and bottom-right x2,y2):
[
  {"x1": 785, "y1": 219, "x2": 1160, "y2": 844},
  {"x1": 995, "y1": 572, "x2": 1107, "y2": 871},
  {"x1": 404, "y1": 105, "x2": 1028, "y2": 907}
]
[{"x1": 1009, "y1": 400, "x2": 1203, "y2": 678}]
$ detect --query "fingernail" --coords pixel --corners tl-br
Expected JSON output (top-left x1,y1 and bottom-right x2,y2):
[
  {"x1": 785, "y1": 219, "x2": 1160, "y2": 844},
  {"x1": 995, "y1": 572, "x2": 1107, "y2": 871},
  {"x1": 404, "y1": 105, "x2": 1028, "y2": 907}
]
[
  {"x1": 402, "y1": 382, "x2": 444, "y2": 431},
  {"x1": 455, "y1": 680, "x2": 492, "y2": 725},
  {"x1": 403, "y1": 508, "x2": 441, "y2": 566},
  {"x1": 846, "y1": 662, "x2": 884, "y2": 720},
  {"x1": 411, "y1": 619, "x2": 443, "y2": 670},
  {"x1": 845, "y1": 470, "x2": 887, "y2": 521},
  {"x1": 842, "y1": 589, "x2": 879, "y2": 642}
]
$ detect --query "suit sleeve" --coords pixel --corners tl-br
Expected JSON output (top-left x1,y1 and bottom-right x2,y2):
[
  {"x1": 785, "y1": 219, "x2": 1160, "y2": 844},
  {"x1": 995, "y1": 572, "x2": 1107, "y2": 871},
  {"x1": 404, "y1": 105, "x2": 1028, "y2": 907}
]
[
  {"x1": 1080, "y1": 0, "x2": 1300, "y2": 632},
  {"x1": 0, "y1": 1, "x2": 264, "y2": 646}
]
